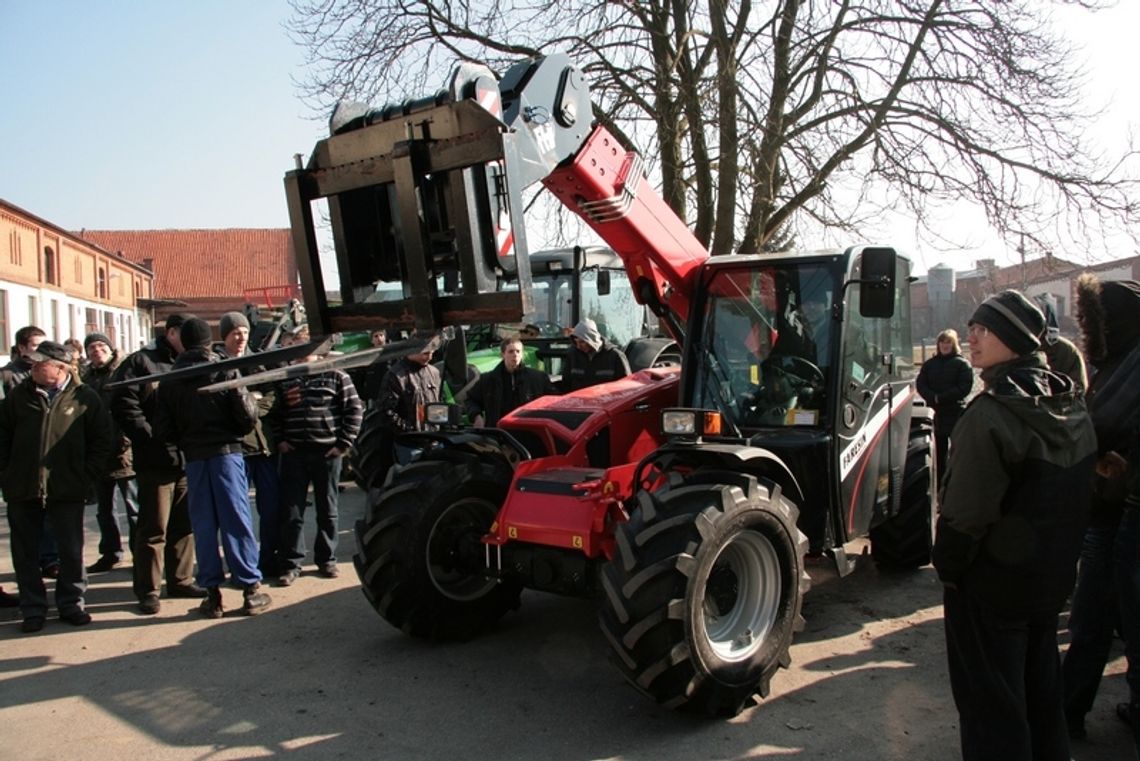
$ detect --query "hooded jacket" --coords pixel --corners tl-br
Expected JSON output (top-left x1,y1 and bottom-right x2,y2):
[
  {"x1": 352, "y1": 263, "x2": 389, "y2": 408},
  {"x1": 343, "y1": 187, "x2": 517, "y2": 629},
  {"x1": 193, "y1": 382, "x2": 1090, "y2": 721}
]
[{"x1": 933, "y1": 353, "x2": 1097, "y2": 617}]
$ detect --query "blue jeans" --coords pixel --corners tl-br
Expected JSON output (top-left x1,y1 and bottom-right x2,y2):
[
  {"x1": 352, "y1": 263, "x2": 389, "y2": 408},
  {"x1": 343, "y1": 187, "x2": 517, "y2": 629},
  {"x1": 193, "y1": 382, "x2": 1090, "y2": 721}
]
[
  {"x1": 94, "y1": 477, "x2": 139, "y2": 560},
  {"x1": 279, "y1": 449, "x2": 342, "y2": 572},
  {"x1": 185, "y1": 453, "x2": 261, "y2": 588},
  {"x1": 1115, "y1": 507, "x2": 1140, "y2": 758},
  {"x1": 245, "y1": 453, "x2": 281, "y2": 574},
  {"x1": 1062, "y1": 522, "x2": 1119, "y2": 720}
]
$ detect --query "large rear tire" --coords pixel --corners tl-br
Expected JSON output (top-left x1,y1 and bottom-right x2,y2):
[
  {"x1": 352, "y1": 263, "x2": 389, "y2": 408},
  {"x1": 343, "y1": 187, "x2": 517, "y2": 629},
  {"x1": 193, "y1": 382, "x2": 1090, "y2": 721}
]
[
  {"x1": 870, "y1": 415, "x2": 935, "y2": 569},
  {"x1": 350, "y1": 407, "x2": 393, "y2": 492},
  {"x1": 353, "y1": 451, "x2": 522, "y2": 640},
  {"x1": 599, "y1": 471, "x2": 809, "y2": 716}
]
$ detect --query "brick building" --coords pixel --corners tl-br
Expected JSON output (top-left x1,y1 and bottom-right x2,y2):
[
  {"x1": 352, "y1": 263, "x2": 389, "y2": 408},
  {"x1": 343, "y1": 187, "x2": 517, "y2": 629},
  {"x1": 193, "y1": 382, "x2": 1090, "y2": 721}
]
[
  {"x1": 77, "y1": 228, "x2": 298, "y2": 332},
  {"x1": 0, "y1": 199, "x2": 156, "y2": 352},
  {"x1": 910, "y1": 253, "x2": 1140, "y2": 343}
]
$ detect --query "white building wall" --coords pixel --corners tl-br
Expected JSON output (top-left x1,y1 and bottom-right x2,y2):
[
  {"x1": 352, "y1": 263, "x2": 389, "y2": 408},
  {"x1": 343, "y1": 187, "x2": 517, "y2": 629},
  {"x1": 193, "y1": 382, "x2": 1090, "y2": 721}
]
[{"x1": 0, "y1": 281, "x2": 146, "y2": 353}]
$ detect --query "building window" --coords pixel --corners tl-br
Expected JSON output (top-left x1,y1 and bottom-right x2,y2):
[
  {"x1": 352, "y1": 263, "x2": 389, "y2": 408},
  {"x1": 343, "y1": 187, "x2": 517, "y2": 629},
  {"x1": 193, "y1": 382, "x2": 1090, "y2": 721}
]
[
  {"x1": 97, "y1": 267, "x2": 107, "y2": 299},
  {"x1": 0, "y1": 290, "x2": 8, "y2": 349},
  {"x1": 28, "y1": 295, "x2": 38, "y2": 328},
  {"x1": 44, "y1": 247, "x2": 57, "y2": 285},
  {"x1": 85, "y1": 308, "x2": 98, "y2": 336},
  {"x1": 75, "y1": 258, "x2": 83, "y2": 283}
]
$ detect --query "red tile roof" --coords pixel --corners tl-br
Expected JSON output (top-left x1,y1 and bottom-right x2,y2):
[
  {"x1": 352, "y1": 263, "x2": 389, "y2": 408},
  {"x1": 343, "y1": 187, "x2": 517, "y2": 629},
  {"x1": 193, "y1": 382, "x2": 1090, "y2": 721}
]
[{"x1": 75, "y1": 229, "x2": 297, "y2": 299}]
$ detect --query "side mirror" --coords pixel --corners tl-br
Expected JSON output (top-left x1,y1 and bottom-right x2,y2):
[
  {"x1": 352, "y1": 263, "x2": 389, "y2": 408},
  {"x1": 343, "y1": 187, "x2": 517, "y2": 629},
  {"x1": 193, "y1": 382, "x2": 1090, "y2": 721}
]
[
  {"x1": 858, "y1": 247, "x2": 896, "y2": 318},
  {"x1": 597, "y1": 270, "x2": 612, "y2": 296}
]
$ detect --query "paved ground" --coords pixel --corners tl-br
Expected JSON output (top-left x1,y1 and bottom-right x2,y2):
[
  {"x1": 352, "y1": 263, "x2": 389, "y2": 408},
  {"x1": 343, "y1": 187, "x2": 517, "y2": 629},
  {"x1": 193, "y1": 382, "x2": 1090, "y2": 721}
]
[{"x1": 0, "y1": 486, "x2": 1131, "y2": 761}]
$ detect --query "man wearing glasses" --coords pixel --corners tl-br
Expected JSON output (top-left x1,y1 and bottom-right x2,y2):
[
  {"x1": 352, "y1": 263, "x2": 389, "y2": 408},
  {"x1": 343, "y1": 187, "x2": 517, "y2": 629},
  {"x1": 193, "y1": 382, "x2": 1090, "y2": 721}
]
[
  {"x1": 0, "y1": 341, "x2": 112, "y2": 632},
  {"x1": 934, "y1": 290, "x2": 1097, "y2": 761}
]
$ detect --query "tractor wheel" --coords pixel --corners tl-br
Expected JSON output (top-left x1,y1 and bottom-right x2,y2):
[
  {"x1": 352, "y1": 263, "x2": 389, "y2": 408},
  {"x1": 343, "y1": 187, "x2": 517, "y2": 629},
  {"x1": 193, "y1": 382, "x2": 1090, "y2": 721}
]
[
  {"x1": 351, "y1": 408, "x2": 394, "y2": 492},
  {"x1": 599, "y1": 471, "x2": 809, "y2": 716},
  {"x1": 870, "y1": 416, "x2": 935, "y2": 569},
  {"x1": 353, "y1": 451, "x2": 522, "y2": 640}
]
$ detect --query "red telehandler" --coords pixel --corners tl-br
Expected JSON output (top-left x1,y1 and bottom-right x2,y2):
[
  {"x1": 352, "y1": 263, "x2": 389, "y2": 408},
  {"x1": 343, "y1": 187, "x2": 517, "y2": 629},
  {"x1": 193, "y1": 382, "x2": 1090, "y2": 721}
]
[{"x1": 282, "y1": 54, "x2": 935, "y2": 716}]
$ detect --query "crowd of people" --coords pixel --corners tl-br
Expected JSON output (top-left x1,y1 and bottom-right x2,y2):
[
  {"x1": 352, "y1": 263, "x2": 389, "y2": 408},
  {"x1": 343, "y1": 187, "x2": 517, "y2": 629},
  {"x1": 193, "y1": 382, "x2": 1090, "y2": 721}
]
[
  {"x1": 0, "y1": 314, "x2": 620, "y2": 626},
  {"x1": 921, "y1": 282, "x2": 1140, "y2": 761},
  {"x1": 4, "y1": 289, "x2": 1139, "y2": 758}
]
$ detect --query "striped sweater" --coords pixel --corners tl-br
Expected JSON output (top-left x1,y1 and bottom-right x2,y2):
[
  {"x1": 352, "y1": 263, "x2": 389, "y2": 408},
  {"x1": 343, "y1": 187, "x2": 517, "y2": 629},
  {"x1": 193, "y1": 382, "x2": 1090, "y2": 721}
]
[{"x1": 274, "y1": 369, "x2": 363, "y2": 452}]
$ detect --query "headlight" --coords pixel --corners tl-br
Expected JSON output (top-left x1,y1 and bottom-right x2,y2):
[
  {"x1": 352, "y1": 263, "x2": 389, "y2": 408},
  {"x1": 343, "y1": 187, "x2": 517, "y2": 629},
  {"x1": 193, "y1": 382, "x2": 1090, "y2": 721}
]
[
  {"x1": 661, "y1": 408, "x2": 722, "y2": 438},
  {"x1": 424, "y1": 402, "x2": 461, "y2": 426},
  {"x1": 662, "y1": 409, "x2": 698, "y2": 435}
]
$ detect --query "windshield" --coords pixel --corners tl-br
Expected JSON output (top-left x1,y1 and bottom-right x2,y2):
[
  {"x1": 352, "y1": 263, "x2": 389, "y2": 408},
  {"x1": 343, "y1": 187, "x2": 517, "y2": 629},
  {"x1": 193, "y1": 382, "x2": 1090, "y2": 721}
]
[
  {"x1": 483, "y1": 267, "x2": 642, "y2": 346},
  {"x1": 692, "y1": 263, "x2": 839, "y2": 431}
]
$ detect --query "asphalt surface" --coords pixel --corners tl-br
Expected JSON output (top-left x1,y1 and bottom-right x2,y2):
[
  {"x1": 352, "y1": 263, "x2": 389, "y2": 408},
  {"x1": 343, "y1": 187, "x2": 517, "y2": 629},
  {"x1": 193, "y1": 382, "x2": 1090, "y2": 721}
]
[{"x1": 0, "y1": 486, "x2": 1131, "y2": 761}]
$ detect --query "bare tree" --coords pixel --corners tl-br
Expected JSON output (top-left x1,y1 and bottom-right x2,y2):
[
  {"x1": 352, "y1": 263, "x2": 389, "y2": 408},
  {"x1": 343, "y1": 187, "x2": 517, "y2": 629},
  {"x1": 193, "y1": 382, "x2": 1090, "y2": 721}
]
[{"x1": 287, "y1": 0, "x2": 1137, "y2": 259}]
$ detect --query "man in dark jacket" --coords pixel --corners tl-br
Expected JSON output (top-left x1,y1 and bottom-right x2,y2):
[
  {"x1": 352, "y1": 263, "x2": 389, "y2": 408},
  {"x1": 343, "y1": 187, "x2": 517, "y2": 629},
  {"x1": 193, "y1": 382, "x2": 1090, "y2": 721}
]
[
  {"x1": 111, "y1": 313, "x2": 204, "y2": 615},
  {"x1": 155, "y1": 318, "x2": 270, "y2": 617},
  {"x1": 0, "y1": 340, "x2": 113, "y2": 632},
  {"x1": 375, "y1": 340, "x2": 440, "y2": 433},
  {"x1": 81, "y1": 332, "x2": 138, "y2": 573},
  {"x1": 563, "y1": 318, "x2": 631, "y2": 392},
  {"x1": 934, "y1": 290, "x2": 1097, "y2": 761},
  {"x1": 465, "y1": 337, "x2": 556, "y2": 426},
  {"x1": 915, "y1": 328, "x2": 974, "y2": 483}
]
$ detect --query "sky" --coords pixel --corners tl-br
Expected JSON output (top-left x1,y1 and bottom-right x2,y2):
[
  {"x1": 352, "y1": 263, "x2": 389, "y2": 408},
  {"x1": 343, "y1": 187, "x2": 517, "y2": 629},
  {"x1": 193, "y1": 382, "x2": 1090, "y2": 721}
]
[{"x1": 2, "y1": 1, "x2": 1138, "y2": 278}]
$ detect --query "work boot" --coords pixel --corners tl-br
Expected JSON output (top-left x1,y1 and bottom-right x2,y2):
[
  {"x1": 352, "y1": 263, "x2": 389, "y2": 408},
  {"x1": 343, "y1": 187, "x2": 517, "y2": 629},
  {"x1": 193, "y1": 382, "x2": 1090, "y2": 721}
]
[
  {"x1": 199, "y1": 587, "x2": 224, "y2": 619},
  {"x1": 242, "y1": 583, "x2": 272, "y2": 616},
  {"x1": 138, "y1": 593, "x2": 161, "y2": 615}
]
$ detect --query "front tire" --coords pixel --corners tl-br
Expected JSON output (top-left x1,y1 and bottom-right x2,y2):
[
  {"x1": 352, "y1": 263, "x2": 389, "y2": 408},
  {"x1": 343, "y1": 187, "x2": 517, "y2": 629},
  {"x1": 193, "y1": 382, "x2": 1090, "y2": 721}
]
[
  {"x1": 599, "y1": 471, "x2": 809, "y2": 716},
  {"x1": 353, "y1": 452, "x2": 522, "y2": 640}
]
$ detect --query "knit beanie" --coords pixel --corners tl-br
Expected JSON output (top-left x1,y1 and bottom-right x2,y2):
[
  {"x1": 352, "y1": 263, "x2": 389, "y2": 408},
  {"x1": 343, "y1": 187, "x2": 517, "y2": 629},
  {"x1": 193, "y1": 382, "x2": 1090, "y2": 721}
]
[
  {"x1": 180, "y1": 317, "x2": 213, "y2": 349},
  {"x1": 219, "y1": 311, "x2": 250, "y2": 339},
  {"x1": 84, "y1": 332, "x2": 113, "y2": 350},
  {"x1": 968, "y1": 290, "x2": 1045, "y2": 356},
  {"x1": 571, "y1": 318, "x2": 603, "y2": 352},
  {"x1": 166, "y1": 312, "x2": 193, "y2": 332}
]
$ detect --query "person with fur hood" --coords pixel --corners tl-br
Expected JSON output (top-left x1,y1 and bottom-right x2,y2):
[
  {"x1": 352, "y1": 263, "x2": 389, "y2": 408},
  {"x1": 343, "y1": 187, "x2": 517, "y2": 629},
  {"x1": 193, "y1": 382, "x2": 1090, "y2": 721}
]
[
  {"x1": 933, "y1": 289, "x2": 1097, "y2": 761},
  {"x1": 1062, "y1": 275, "x2": 1140, "y2": 753}
]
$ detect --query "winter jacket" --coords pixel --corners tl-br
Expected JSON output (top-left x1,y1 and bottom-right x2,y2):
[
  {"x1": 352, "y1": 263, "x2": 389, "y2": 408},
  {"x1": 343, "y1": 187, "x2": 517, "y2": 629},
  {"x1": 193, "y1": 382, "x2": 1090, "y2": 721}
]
[
  {"x1": 0, "y1": 376, "x2": 113, "y2": 503},
  {"x1": 915, "y1": 351, "x2": 974, "y2": 417},
  {"x1": 81, "y1": 353, "x2": 134, "y2": 479},
  {"x1": 933, "y1": 353, "x2": 1097, "y2": 618},
  {"x1": 376, "y1": 358, "x2": 441, "y2": 432},
  {"x1": 274, "y1": 369, "x2": 363, "y2": 450},
  {"x1": 153, "y1": 346, "x2": 258, "y2": 462},
  {"x1": 111, "y1": 336, "x2": 184, "y2": 471},
  {"x1": 464, "y1": 362, "x2": 556, "y2": 427},
  {"x1": 563, "y1": 342, "x2": 631, "y2": 392},
  {"x1": 215, "y1": 345, "x2": 278, "y2": 457}
]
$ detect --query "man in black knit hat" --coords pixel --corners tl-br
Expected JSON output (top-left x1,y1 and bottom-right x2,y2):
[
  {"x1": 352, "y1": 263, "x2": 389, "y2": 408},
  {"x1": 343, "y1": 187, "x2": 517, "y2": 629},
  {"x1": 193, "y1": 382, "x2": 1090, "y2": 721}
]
[
  {"x1": 111, "y1": 313, "x2": 205, "y2": 615},
  {"x1": 155, "y1": 318, "x2": 271, "y2": 617},
  {"x1": 934, "y1": 289, "x2": 1097, "y2": 761}
]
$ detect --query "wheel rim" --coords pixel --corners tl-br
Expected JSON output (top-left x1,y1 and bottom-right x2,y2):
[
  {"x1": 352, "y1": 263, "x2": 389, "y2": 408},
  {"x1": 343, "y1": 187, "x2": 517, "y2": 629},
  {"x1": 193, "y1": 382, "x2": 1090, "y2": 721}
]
[
  {"x1": 702, "y1": 530, "x2": 781, "y2": 662},
  {"x1": 426, "y1": 496, "x2": 499, "y2": 601}
]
